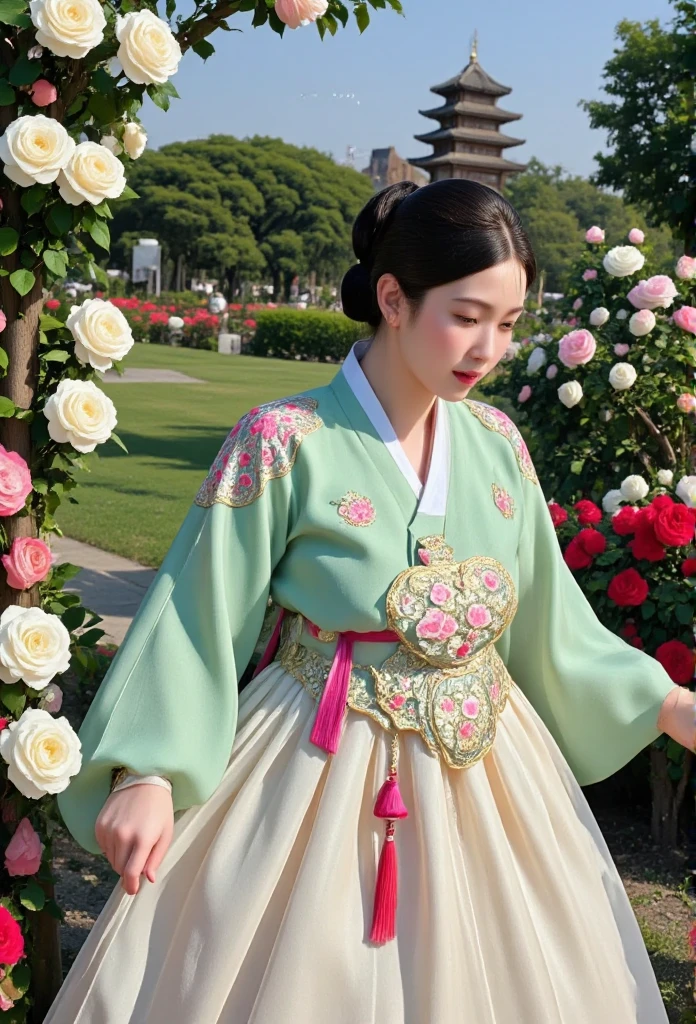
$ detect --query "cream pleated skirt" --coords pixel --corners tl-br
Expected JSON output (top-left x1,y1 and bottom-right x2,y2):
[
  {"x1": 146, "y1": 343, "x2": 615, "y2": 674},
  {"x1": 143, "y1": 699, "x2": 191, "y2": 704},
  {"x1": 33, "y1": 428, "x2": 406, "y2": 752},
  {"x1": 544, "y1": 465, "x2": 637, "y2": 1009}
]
[{"x1": 45, "y1": 664, "x2": 667, "y2": 1024}]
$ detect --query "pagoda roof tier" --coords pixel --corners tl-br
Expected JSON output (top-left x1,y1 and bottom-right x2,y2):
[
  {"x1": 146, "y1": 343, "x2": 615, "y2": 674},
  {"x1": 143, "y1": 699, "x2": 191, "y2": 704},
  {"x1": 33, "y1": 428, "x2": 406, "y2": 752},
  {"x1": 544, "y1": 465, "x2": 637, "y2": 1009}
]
[
  {"x1": 409, "y1": 151, "x2": 528, "y2": 173},
  {"x1": 431, "y1": 60, "x2": 511, "y2": 99},
  {"x1": 413, "y1": 126, "x2": 525, "y2": 150},
  {"x1": 419, "y1": 100, "x2": 522, "y2": 124}
]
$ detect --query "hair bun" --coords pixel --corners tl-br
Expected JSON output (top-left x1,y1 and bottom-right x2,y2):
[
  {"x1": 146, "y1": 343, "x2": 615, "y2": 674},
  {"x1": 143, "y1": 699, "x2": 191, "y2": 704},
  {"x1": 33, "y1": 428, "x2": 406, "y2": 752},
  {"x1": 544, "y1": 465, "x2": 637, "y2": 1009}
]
[
  {"x1": 352, "y1": 180, "x2": 419, "y2": 267},
  {"x1": 341, "y1": 262, "x2": 379, "y2": 325}
]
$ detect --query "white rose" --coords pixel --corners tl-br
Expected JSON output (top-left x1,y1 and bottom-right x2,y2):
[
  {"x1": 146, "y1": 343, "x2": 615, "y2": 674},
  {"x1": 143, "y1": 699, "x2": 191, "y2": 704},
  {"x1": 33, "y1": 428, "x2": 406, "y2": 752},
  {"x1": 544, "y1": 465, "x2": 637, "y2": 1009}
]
[
  {"x1": 100, "y1": 135, "x2": 122, "y2": 156},
  {"x1": 657, "y1": 469, "x2": 674, "y2": 486},
  {"x1": 628, "y1": 310, "x2": 656, "y2": 337},
  {"x1": 602, "y1": 246, "x2": 646, "y2": 278},
  {"x1": 526, "y1": 346, "x2": 547, "y2": 374},
  {"x1": 602, "y1": 489, "x2": 624, "y2": 516},
  {"x1": 67, "y1": 298, "x2": 134, "y2": 372},
  {"x1": 0, "y1": 708, "x2": 81, "y2": 798},
  {"x1": 116, "y1": 10, "x2": 182, "y2": 86},
  {"x1": 676, "y1": 475, "x2": 696, "y2": 508},
  {"x1": 616, "y1": 310, "x2": 629, "y2": 320},
  {"x1": 502, "y1": 341, "x2": 520, "y2": 362},
  {"x1": 609, "y1": 362, "x2": 637, "y2": 390},
  {"x1": 620, "y1": 475, "x2": 649, "y2": 502},
  {"x1": 557, "y1": 381, "x2": 583, "y2": 408},
  {"x1": 0, "y1": 606, "x2": 71, "y2": 689},
  {"x1": 168, "y1": 315, "x2": 184, "y2": 330},
  {"x1": 589, "y1": 307, "x2": 610, "y2": 327},
  {"x1": 30, "y1": 0, "x2": 105, "y2": 58},
  {"x1": 57, "y1": 141, "x2": 126, "y2": 206},
  {"x1": 43, "y1": 379, "x2": 117, "y2": 453},
  {"x1": 123, "y1": 122, "x2": 147, "y2": 160},
  {"x1": 0, "y1": 114, "x2": 75, "y2": 187}
]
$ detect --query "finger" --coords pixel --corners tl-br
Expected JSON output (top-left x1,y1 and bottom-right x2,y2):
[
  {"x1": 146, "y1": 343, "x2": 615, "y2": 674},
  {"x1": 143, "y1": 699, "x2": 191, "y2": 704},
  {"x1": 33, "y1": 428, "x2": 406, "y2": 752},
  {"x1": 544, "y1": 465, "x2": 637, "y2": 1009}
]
[
  {"x1": 143, "y1": 828, "x2": 172, "y2": 884},
  {"x1": 122, "y1": 841, "x2": 152, "y2": 896}
]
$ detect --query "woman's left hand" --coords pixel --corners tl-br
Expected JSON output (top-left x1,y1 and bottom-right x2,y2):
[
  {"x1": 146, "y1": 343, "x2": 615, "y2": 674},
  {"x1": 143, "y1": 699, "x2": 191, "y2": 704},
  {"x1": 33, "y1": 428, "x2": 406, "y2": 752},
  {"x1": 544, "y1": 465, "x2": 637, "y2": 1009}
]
[{"x1": 657, "y1": 684, "x2": 696, "y2": 750}]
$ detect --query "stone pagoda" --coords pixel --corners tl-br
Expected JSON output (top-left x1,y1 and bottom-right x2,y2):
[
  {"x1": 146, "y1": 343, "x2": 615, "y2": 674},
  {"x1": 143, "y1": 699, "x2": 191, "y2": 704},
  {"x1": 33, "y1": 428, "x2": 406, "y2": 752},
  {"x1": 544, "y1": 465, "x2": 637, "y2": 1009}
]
[{"x1": 410, "y1": 34, "x2": 527, "y2": 190}]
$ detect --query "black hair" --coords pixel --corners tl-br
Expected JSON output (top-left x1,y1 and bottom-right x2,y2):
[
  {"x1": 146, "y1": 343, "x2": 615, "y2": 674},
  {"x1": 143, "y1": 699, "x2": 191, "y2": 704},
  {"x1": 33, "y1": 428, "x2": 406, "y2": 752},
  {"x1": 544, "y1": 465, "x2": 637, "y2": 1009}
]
[{"x1": 341, "y1": 179, "x2": 536, "y2": 328}]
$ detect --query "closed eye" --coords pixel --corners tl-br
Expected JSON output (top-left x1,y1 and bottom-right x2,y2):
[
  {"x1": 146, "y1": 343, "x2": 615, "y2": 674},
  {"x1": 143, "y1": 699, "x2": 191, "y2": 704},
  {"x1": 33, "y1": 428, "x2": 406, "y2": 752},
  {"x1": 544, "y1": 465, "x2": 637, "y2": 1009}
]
[{"x1": 454, "y1": 315, "x2": 477, "y2": 325}]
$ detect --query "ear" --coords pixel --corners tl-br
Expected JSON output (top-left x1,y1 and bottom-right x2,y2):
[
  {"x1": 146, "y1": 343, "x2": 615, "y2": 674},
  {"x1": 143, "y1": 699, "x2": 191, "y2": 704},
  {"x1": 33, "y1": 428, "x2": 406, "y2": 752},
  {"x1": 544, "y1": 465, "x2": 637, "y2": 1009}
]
[{"x1": 375, "y1": 273, "x2": 405, "y2": 329}]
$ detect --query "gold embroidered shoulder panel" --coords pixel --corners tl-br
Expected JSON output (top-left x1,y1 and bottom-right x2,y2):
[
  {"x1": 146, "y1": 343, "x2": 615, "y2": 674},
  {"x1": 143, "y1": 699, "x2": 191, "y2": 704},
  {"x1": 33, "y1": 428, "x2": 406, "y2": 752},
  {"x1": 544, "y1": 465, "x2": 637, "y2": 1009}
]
[
  {"x1": 195, "y1": 396, "x2": 322, "y2": 508},
  {"x1": 464, "y1": 400, "x2": 538, "y2": 485}
]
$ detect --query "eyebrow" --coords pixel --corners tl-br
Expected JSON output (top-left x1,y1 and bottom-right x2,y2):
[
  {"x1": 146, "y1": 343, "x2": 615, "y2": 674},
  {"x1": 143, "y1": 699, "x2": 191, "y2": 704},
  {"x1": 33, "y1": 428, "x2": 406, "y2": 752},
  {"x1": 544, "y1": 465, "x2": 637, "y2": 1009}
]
[{"x1": 453, "y1": 298, "x2": 525, "y2": 316}]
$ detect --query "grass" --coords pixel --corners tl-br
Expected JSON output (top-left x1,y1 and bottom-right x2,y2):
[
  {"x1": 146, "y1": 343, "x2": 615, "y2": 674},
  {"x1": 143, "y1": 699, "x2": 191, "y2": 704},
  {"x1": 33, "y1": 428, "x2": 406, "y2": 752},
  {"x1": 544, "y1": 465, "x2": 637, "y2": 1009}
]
[{"x1": 56, "y1": 345, "x2": 337, "y2": 566}]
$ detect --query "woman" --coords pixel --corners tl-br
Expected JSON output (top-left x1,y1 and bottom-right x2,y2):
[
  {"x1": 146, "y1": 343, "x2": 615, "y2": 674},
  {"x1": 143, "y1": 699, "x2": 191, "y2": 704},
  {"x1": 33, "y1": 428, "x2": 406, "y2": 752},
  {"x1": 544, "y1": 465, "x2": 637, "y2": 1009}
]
[{"x1": 46, "y1": 180, "x2": 694, "y2": 1023}]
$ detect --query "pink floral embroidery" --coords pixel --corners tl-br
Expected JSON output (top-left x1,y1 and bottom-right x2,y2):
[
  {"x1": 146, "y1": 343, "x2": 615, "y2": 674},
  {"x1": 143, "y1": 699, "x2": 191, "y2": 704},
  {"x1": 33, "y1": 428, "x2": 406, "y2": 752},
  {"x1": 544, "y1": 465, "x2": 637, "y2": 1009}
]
[
  {"x1": 430, "y1": 583, "x2": 452, "y2": 606},
  {"x1": 194, "y1": 396, "x2": 322, "y2": 509},
  {"x1": 419, "y1": 550, "x2": 431, "y2": 565},
  {"x1": 467, "y1": 630, "x2": 479, "y2": 642},
  {"x1": 492, "y1": 483, "x2": 515, "y2": 520},
  {"x1": 400, "y1": 594, "x2": 416, "y2": 614},
  {"x1": 465, "y1": 401, "x2": 539, "y2": 485},
  {"x1": 462, "y1": 697, "x2": 480, "y2": 719},
  {"x1": 416, "y1": 608, "x2": 458, "y2": 641},
  {"x1": 459, "y1": 721, "x2": 475, "y2": 739},
  {"x1": 390, "y1": 694, "x2": 406, "y2": 709},
  {"x1": 490, "y1": 682, "x2": 500, "y2": 702},
  {"x1": 440, "y1": 697, "x2": 455, "y2": 714},
  {"x1": 482, "y1": 571, "x2": 500, "y2": 591},
  {"x1": 467, "y1": 604, "x2": 491, "y2": 628},
  {"x1": 456, "y1": 642, "x2": 471, "y2": 658},
  {"x1": 333, "y1": 492, "x2": 376, "y2": 527}
]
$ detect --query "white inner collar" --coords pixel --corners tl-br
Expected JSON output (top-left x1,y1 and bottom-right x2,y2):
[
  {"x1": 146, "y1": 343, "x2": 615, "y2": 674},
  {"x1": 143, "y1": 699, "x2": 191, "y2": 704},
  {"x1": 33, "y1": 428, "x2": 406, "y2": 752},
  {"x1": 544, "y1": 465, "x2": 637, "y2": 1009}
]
[{"x1": 342, "y1": 340, "x2": 449, "y2": 517}]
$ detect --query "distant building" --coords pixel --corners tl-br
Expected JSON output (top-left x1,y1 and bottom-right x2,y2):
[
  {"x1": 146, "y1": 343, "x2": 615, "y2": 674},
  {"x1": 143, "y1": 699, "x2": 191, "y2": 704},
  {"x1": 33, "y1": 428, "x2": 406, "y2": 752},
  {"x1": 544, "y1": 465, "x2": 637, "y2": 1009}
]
[
  {"x1": 410, "y1": 35, "x2": 527, "y2": 191},
  {"x1": 362, "y1": 147, "x2": 429, "y2": 191}
]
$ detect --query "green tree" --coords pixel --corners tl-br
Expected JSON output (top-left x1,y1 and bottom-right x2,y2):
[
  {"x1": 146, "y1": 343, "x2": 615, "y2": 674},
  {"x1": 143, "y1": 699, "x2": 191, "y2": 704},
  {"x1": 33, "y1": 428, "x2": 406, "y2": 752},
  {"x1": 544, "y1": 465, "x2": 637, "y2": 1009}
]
[{"x1": 580, "y1": 3, "x2": 696, "y2": 252}]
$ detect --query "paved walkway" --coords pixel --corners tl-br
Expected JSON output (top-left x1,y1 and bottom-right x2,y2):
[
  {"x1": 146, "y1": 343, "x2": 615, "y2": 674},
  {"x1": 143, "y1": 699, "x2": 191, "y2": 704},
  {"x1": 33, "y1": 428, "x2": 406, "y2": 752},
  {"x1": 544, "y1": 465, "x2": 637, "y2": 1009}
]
[
  {"x1": 51, "y1": 536, "x2": 156, "y2": 645},
  {"x1": 98, "y1": 368, "x2": 206, "y2": 385}
]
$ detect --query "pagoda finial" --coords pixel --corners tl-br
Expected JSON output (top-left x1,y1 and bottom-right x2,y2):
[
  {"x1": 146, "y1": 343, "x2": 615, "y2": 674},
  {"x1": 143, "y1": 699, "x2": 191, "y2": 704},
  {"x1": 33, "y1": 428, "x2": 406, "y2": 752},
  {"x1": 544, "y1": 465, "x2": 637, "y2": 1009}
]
[{"x1": 470, "y1": 30, "x2": 478, "y2": 63}]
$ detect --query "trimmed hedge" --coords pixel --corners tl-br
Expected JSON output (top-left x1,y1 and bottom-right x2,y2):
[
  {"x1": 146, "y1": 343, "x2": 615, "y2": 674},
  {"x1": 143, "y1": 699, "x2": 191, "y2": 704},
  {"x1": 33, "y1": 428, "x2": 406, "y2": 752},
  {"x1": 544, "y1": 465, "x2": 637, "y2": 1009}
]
[{"x1": 247, "y1": 309, "x2": 367, "y2": 361}]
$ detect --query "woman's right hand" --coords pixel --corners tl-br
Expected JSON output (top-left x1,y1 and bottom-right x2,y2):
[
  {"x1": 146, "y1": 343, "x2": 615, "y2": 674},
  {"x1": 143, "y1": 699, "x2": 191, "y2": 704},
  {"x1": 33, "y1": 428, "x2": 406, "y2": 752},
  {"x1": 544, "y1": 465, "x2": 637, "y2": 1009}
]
[{"x1": 95, "y1": 784, "x2": 174, "y2": 896}]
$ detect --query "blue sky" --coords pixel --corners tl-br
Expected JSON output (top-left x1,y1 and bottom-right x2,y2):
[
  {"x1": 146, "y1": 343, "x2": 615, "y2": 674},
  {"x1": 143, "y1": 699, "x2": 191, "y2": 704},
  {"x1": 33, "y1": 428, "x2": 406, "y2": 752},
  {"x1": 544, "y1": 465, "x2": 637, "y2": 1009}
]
[{"x1": 143, "y1": 0, "x2": 675, "y2": 179}]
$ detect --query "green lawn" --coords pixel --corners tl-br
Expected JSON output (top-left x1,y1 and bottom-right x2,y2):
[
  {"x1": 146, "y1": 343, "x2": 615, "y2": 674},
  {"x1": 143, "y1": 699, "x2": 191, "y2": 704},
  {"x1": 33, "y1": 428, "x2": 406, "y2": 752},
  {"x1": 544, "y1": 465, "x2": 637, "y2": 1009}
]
[{"x1": 57, "y1": 345, "x2": 337, "y2": 566}]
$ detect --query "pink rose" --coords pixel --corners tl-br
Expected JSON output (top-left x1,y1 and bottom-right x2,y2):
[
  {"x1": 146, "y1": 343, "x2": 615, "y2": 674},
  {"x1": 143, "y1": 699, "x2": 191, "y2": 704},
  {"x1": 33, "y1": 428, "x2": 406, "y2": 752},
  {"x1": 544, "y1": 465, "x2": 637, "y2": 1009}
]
[
  {"x1": 628, "y1": 228, "x2": 645, "y2": 245},
  {"x1": 518, "y1": 384, "x2": 532, "y2": 403},
  {"x1": 582, "y1": 269, "x2": 597, "y2": 281},
  {"x1": 572, "y1": 298, "x2": 583, "y2": 311},
  {"x1": 677, "y1": 393, "x2": 696, "y2": 414},
  {"x1": 462, "y1": 697, "x2": 480, "y2": 719},
  {"x1": 5, "y1": 817, "x2": 43, "y2": 876},
  {"x1": 238, "y1": 451, "x2": 251, "y2": 467},
  {"x1": 440, "y1": 698, "x2": 455, "y2": 714},
  {"x1": 585, "y1": 226, "x2": 605, "y2": 244},
  {"x1": 482, "y1": 571, "x2": 499, "y2": 591},
  {"x1": 274, "y1": 0, "x2": 328, "y2": 28},
  {"x1": 345, "y1": 498, "x2": 375, "y2": 525},
  {"x1": 466, "y1": 604, "x2": 492, "y2": 628},
  {"x1": 0, "y1": 446, "x2": 32, "y2": 516},
  {"x1": 30, "y1": 78, "x2": 57, "y2": 106},
  {"x1": 456, "y1": 642, "x2": 471, "y2": 658},
  {"x1": 614, "y1": 343, "x2": 630, "y2": 356},
  {"x1": 250, "y1": 413, "x2": 278, "y2": 440},
  {"x1": 430, "y1": 583, "x2": 452, "y2": 606},
  {"x1": 0, "y1": 311, "x2": 6, "y2": 333},
  {"x1": 676, "y1": 255, "x2": 696, "y2": 281},
  {"x1": 566, "y1": 317, "x2": 578, "y2": 327},
  {"x1": 418, "y1": 549, "x2": 431, "y2": 566},
  {"x1": 1, "y1": 537, "x2": 51, "y2": 590},
  {"x1": 558, "y1": 329, "x2": 597, "y2": 368},
  {"x1": 389, "y1": 694, "x2": 406, "y2": 709},
  {"x1": 261, "y1": 448, "x2": 274, "y2": 466},
  {"x1": 459, "y1": 722, "x2": 475, "y2": 739},
  {"x1": 673, "y1": 305, "x2": 696, "y2": 335},
  {"x1": 416, "y1": 608, "x2": 458, "y2": 641},
  {"x1": 627, "y1": 275, "x2": 678, "y2": 310},
  {"x1": 238, "y1": 473, "x2": 253, "y2": 488},
  {"x1": 0, "y1": 989, "x2": 13, "y2": 1011},
  {"x1": 545, "y1": 364, "x2": 558, "y2": 380}
]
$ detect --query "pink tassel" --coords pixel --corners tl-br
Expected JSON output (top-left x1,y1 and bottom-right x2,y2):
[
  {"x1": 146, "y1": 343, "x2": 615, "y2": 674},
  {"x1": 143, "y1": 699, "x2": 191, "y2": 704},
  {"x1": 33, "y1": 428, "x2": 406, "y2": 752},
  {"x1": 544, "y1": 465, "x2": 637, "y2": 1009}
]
[
  {"x1": 374, "y1": 776, "x2": 408, "y2": 819},
  {"x1": 310, "y1": 633, "x2": 353, "y2": 754},
  {"x1": 252, "y1": 608, "x2": 286, "y2": 678},
  {"x1": 369, "y1": 823, "x2": 398, "y2": 944}
]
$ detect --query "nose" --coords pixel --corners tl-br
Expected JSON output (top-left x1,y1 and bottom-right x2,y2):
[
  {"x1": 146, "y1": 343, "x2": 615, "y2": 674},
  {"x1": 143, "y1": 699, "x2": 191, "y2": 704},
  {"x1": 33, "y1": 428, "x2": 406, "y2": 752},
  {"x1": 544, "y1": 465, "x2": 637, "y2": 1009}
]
[{"x1": 468, "y1": 324, "x2": 498, "y2": 364}]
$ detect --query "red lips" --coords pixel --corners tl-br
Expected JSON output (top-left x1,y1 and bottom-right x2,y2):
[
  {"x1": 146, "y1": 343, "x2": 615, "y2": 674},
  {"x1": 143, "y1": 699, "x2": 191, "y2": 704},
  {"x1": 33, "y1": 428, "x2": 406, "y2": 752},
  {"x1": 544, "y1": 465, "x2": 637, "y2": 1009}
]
[{"x1": 453, "y1": 371, "x2": 481, "y2": 386}]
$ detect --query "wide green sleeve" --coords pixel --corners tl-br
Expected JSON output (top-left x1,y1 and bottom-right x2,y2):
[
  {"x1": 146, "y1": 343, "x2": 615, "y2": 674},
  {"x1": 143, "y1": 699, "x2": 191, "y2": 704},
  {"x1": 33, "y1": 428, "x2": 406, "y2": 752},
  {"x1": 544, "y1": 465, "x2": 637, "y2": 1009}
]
[
  {"x1": 57, "y1": 406, "x2": 302, "y2": 855},
  {"x1": 504, "y1": 472, "x2": 676, "y2": 787}
]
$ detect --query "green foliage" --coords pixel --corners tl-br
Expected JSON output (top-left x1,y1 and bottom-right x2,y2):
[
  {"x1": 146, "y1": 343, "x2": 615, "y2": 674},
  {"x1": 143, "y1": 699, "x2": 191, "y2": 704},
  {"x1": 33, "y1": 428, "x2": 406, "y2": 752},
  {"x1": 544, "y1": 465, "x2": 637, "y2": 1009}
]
[{"x1": 249, "y1": 309, "x2": 366, "y2": 361}]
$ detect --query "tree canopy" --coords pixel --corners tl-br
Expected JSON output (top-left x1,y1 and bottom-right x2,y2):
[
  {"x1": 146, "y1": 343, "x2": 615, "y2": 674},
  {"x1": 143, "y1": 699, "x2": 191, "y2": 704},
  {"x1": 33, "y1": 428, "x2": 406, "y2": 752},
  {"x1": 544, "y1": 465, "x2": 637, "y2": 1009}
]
[{"x1": 111, "y1": 136, "x2": 375, "y2": 297}]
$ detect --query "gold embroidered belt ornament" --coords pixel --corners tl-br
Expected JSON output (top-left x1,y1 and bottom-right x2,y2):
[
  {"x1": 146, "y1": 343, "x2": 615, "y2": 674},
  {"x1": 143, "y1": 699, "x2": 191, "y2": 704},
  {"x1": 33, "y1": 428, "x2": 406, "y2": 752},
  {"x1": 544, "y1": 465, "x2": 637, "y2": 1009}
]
[{"x1": 252, "y1": 536, "x2": 518, "y2": 945}]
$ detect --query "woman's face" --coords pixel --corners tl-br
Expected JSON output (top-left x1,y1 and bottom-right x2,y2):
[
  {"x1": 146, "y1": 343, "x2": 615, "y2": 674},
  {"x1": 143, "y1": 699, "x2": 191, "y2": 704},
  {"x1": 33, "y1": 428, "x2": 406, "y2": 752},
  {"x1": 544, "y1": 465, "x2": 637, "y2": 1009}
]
[{"x1": 388, "y1": 258, "x2": 527, "y2": 402}]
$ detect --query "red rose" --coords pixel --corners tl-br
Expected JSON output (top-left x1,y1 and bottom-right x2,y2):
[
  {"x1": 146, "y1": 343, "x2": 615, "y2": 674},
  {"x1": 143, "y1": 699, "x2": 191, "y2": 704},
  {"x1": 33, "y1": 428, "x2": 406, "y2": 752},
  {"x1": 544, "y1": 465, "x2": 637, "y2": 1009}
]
[
  {"x1": 574, "y1": 499, "x2": 602, "y2": 525},
  {"x1": 655, "y1": 640, "x2": 694, "y2": 685},
  {"x1": 548, "y1": 502, "x2": 568, "y2": 528},
  {"x1": 577, "y1": 528, "x2": 606, "y2": 557},
  {"x1": 681, "y1": 558, "x2": 696, "y2": 577},
  {"x1": 0, "y1": 717, "x2": 7, "y2": 730},
  {"x1": 607, "y1": 568, "x2": 649, "y2": 607},
  {"x1": 0, "y1": 906, "x2": 24, "y2": 965},
  {"x1": 653, "y1": 504, "x2": 696, "y2": 547},
  {"x1": 630, "y1": 637, "x2": 644, "y2": 650},
  {"x1": 621, "y1": 622, "x2": 638, "y2": 638},
  {"x1": 564, "y1": 536, "x2": 593, "y2": 570},
  {"x1": 612, "y1": 506, "x2": 640, "y2": 536},
  {"x1": 629, "y1": 516, "x2": 666, "y2": 562}
]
